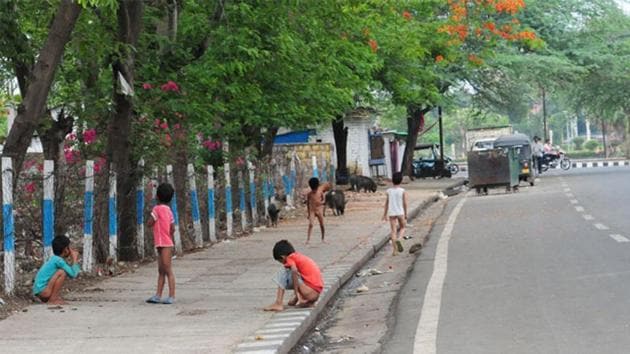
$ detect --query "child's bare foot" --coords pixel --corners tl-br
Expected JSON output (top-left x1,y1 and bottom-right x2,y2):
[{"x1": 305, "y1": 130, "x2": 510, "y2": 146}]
[
  {"x1": 321, "y1": 239, "x2": 328, "y2": 244},
  {"x1": 263, "y1": 303, "x2": 284, "y2": 312},
  {"x1": 288, "y1": 296, "x2": 298, "y2": 306},
  {"x1": 296, "y1": 300, "x2": 316, "y2": 308},
  {"x1": 49, "y1": 298, "x2": 67, "y2": 306}
]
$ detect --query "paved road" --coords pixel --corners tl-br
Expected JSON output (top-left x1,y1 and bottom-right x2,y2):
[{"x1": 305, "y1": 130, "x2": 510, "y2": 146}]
[{"x1": 384, "y1": 168, "x2": 630, "y2": 354}]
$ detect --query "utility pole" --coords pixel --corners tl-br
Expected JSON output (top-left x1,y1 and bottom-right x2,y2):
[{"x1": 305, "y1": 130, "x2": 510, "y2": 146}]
[
  {"x1": 542, "y1": 87, "x2": 548, "y2": 142},
  {"x1": 438, "y1": 106, "x2": 445, "y2": 175}
]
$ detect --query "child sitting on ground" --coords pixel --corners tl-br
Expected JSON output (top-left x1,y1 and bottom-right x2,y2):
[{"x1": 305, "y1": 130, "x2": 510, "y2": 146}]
[
  {"x1": 146, "y1": 183, "x2": 177, "y2": 304},
  {"x1": 32, "y1": 235, "x2": 81, "y2": 305},
  {"x1": 382, "y1": 172, "x2": 408, "y2": 256},
  {"x1": 264, "y1": 240, "x2": 323, "y2": 312}
]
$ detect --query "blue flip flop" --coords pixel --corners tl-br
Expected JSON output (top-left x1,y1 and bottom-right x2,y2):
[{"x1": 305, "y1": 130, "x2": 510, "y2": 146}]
[
  {"x1": 162, "y1": 297, "x2": 175, "y2": 305},
  {"x1": 146, "y1": 295, "x2": 161, "y2": 304}
]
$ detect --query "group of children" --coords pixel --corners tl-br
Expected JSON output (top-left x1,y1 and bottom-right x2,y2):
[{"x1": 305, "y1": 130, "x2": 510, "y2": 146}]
[{"x1": 33, "y1": 172, "x2": 409, "y2": 313}]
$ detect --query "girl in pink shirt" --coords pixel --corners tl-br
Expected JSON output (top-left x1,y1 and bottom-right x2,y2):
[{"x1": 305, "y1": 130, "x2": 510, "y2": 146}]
[{"x1": 146, "y1": 183, "x2": 176, "y2": 304}]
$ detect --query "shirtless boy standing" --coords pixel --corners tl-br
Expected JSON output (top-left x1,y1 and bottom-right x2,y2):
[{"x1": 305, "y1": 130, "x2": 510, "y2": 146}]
[{"x1": 306, "y1": 177, "x2": 331, "y2": 244}]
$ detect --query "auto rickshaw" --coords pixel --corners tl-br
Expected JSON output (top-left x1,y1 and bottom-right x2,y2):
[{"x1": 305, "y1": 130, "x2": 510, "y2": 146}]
[{"x1": 493, "y1": 133, "x2": 536, "y2": 186}]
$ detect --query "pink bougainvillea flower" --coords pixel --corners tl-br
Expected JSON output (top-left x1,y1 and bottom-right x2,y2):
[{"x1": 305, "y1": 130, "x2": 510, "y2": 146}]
[
  {"x1": 235, "y1": 156, "x2": 245, "y2": 166},
  {"x1": 160, "y1": 80, "x2": 180, "y2": 93},
  {"x1": 83, "y1": 128, "x2": 97, "y2": 145},
  {"x1": 66, "y1": 132, "x2": 77, "y2": 141},
  {"x1": 94, "y1": 157, "x2": 107, "y2": 173},
  {"x1": 160, "y1": 122, "x2": 169, "y2": 130},
  {"x1": 154, "y1": 118, "x2": 161, "y2": 127},
  {"x1": 173, "y1": 123, "x2": 181, "y2": 130},
  {"x1": 142, "y1": 83, "x2": 153, "y2": 90},
  {"x1": 25, "y1": 182, "x2": 36, "y2": 194},
  {"x1": 64, "y1": 149, "x2": 80, "y2": 164}
]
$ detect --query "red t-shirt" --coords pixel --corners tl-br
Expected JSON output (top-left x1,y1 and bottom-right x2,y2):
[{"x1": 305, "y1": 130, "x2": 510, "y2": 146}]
[{"x1": 284, "y1": 252, "x2": 323, "y2": 293}]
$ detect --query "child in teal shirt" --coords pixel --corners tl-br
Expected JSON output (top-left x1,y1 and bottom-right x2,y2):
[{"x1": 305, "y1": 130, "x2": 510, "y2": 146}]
[{"x1": 33, "y1": 235, "x2": 80, "y2": 305}]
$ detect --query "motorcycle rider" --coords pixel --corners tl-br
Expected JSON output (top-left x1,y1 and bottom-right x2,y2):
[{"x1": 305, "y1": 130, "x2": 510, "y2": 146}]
[{"x1": 542, "y1": 139, "x2": 559, "y2": 166}]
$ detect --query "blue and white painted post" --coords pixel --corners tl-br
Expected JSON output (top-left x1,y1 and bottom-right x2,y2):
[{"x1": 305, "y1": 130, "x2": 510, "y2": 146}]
[
  {"x1": 281, "y1": 165, "x2": 291, "y2": 208},
  {"x1": 312, "y1": 155, "x2": 319, "y2": 178},
  {"x1": 83, "y1": 160, "x2": 94, "y2": 272},
  {"x1": 136, "y1": 159, "x2": 145, "y2": 259},
  {"x1": 108, "y1": 167, "x2": 118, "y2": 262},
  {"x1": 207, "y1": 165, "x2": 217, "y2": 243},
  {"x1": 188, "y1": 163, "x2": 203, "y2": 248},
  {"x1": 238, "y1": 170, "x2": 247, "y2": 232},
  {"x1": 263, "y1": 171, "x2": 270, "y2": 219},
  {"x1": 151, "y1": 167, "x2": 158, "y2": 206},
  {"x1": 320, "y1": 153, "x2": 327, "y2": 182},
  {"x1": 248, "y1": 161, "x2": 258, "y2": 227},
  {"x1": 2, "y1": 157, "x2": 15, "y2": 294},
  {"x1": 289, "y1": 156, "x2": 297, "y2": 208},
  {"x1": 42, "y1": 160, "x2": 54, "y2": 261},
  {"x1": 150, "y1": 167, "x2": 158, "y2": 256},
  {"x1": 166, "y1": 165, "x2": 183, "y2": 254},
  {"x1": 224, "y1": 143, "x2": 233, "y2": 238}
]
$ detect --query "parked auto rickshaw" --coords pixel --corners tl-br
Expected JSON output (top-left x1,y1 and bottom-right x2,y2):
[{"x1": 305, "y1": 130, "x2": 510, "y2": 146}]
[
  {"x1": 468, "y1": 147, "x2": 520, "y2": 194},
  {"x1": 493, "y1": 133, "x2": 537, "y2": 186},
  {"x1": 412, "y1": 143, "x2": 459, "y2": 179}
]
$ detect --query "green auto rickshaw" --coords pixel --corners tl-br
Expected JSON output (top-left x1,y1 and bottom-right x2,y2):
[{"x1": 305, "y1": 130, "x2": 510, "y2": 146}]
[{"x1": 493, "y1": 133, "x2": 537, "y2": 186}]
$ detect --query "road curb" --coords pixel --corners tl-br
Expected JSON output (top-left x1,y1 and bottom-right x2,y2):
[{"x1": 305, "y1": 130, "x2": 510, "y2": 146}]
[{"x1": 234, "y1": 181, "x2": 463, "y2": 354}]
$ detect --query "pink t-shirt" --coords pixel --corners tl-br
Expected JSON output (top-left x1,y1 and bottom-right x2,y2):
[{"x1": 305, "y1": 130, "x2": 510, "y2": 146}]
[{"x1": 151, "y1": 204, "x2": 174, "y2": 247}]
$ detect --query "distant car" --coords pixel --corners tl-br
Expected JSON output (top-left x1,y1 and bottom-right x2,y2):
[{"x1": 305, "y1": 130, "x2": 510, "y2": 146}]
[{"x1": 471, "y1": 138, "x2": 495, "y2": 151}]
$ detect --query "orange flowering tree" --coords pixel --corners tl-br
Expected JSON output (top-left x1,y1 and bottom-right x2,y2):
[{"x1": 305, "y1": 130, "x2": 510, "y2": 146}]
[{"x1": 368, "y1": 0, "x2": 538, "y2": 177}]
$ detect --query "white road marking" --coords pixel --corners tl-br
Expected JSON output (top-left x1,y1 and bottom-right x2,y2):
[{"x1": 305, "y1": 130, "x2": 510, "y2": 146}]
[
  {"x1": 414, "y1": 197, "x2": 467, "y2": 354},
  {"x1": 566, "y1": 193, "x2": 574, "y2": 198},
  {"x1": 610, "y1": 234, "x2": 630, "y2": 243},
  {"x1": 575, "y1": 206, "x2": 585, "y2": 212},
  {"x1": 594, "y1": 223, "x2": 610, "y2": 230},
  {"x1": 563, "y1": 188, "x2": 571, "y2": 192},
  {"x1": 570, "y1": 199, "x2": 578, "y2": 204},
  {"x1": 583, "y1": 214, "x2": 594, "y2": 220}
]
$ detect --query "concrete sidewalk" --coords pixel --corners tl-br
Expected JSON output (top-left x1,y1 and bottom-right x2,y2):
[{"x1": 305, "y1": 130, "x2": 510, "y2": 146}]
[{"x1": 0, "y1": 178, "x2": 465, "y2": 354}]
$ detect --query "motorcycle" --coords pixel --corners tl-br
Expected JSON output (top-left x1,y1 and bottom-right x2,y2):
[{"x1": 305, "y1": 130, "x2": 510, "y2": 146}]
[{"x1": 541, "y1": 151, "x2": 571, "y2": 171}]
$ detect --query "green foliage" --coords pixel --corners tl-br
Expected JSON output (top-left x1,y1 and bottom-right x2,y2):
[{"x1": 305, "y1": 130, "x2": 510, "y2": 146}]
[
  {"x1": 572, "y1": 136, "x2": 585, "y2": 150},
  {"x1": 584, "y1": 139, "x2": 600, "y2": 152}
]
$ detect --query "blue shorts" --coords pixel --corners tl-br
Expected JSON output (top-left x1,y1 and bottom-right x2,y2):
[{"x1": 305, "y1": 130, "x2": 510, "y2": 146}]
[{"x1": 273, "y1": 268, "x2": 303, "y2": 289}]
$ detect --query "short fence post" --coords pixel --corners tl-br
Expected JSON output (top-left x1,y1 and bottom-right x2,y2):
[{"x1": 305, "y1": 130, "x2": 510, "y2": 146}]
[
  {"x1": 166, "y1": 165, "x2": 183, "y2": 254},
  {"x1": 83, "y1": 160, "x2": 95, "y2": 272},
  {"x1": 290, "y1": 155, "x2": 297, "y2": 207},
  {"x1": 207, "y1": 165, "x2": 217, "y2": 243},
  {"x1": 108, "y1": 166, "x2": 117, "y2": 262},
  {"x1": 320, "y1": 153, "x2": 327, "y2": 182},
  {"x1": 136, "y1": 159, "x2": 145, "y2": 259},
  {"x1": 263, "y1": 171, "x2": 270, "y2": 220},
  {"x1": 2, "y1": 157, "x2": 15, "y2": 294},
  {"x1": 248, "y1": 161, "x2": 257, "y2": 227},
  {"x1": 150, "y1": 167, "x2": 158, "y2": 256},
  {"x1": 188, "y1": 163, "x2": 203, "y2": 248},
  {"x1": 312, "y1": 155, "x2": 319, "y2": 178},
  {"x1": 43, "y1": 160, "x2": 54, "y2": 261},
  {"x1": 225, "y1": 156, "x2": 233, "y2": 238},
  {"x1": 238, "y1": 170, "x2": 247, "y2": 231}
]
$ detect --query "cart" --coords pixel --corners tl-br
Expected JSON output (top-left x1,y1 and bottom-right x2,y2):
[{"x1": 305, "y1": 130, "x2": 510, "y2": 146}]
[{"x1": 467, "y1": 147, "x2": 520, "y2": 195}]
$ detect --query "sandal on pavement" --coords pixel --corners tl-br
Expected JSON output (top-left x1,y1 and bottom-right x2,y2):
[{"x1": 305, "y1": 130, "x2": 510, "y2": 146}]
[
  {"x1": 162, "y1": 297, "x2": 175, "y2": 305},
  {"x1": 146, "y1": 295, "x2": 161, "y2": 304},
  {"x1": 396, "y1": 240, "x2": 404, "y2": 253}
]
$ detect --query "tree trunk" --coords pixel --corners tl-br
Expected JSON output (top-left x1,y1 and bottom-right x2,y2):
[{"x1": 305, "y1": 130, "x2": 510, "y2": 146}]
[
  {"x1": 105, "y1": 0, "x2": 144, "y2": 261},
  {"x1": 401, "y1": 105, "x2": 430, "y2": 178},
  {"x1": 602, "y1": 120, "x2": 608, "y2": 158},
  {"x1": 2, "y1": 0, "x2": 82, "y2": 182},
  {"x1": 332, "y1": 115, "x2": 349, "y2": 184},
  {"x1": 260, "y1": 127, "x2": 279, "y2": 160},
  {"x1": 40, "y1": 109, "x2": 74, "y2": 235}
]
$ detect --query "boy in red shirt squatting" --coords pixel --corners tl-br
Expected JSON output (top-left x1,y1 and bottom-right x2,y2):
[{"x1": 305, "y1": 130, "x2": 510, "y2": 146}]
[{"x1": 264, "y1": 240, "x2": 323, "y2": 312}]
